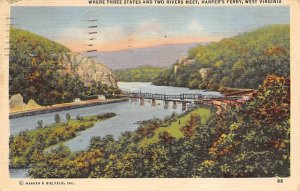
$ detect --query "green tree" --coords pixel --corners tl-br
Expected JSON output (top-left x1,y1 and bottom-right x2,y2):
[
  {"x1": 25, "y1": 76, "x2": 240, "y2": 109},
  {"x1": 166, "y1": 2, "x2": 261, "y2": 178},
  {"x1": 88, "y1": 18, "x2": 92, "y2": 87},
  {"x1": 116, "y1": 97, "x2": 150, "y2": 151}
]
[
  {"x1": 154, "y1": 24, "x2": 290, "y2": 90},
  {"x1": 54, "y1": 113, "x2": 61, "y2": 124},
  {"x1": 37, "y1": 120, "x2": 43, "y2": 129},
  {"x1": 66, "y1": 113, "x2": 71, "y2": 122}
]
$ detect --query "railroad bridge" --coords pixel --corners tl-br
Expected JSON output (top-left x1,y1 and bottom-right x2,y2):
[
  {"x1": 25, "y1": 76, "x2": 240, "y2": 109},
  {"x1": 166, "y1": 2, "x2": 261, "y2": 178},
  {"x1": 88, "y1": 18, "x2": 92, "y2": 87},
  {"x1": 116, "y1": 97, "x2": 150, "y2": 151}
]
[
  {"x1": 129, "y1": 92, "x2": 221, "y2": 109},
  {"x1": 129, "y1": 92, "x2": 204, "y2": 101}
]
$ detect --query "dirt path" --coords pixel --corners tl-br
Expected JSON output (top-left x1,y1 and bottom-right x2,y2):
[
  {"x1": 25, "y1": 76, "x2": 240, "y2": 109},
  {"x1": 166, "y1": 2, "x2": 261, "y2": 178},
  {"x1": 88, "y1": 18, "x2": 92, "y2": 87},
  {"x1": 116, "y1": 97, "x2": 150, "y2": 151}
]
[{"x1": 215, "y1": 105, "x2": 223, "y2": 115}]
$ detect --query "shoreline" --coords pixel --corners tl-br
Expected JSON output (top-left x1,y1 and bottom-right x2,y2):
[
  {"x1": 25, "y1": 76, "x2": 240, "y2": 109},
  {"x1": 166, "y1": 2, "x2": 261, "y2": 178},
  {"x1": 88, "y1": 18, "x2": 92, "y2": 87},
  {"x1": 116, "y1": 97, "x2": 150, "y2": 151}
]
[{"x1": 9, "y1": 97, "x2": 129, "y2": 119}]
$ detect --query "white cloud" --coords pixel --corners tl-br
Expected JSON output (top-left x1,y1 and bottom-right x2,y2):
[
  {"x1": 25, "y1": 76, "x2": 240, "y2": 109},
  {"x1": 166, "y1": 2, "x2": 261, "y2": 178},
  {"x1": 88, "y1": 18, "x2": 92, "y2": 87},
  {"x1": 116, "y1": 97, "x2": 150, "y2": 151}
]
[
  {"x1": 187, "y1": 20, "x2": 203, "y2": 34},
  {"x1": 98, "y1": 26, "x2": 125, "y2": 42}
]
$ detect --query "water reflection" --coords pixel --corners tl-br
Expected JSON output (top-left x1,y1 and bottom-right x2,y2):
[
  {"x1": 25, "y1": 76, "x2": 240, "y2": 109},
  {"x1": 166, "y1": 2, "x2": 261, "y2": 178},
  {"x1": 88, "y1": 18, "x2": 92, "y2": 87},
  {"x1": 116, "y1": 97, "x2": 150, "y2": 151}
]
[{"x1": 172, "y1": 101, "x2": 177, "y2": 109}]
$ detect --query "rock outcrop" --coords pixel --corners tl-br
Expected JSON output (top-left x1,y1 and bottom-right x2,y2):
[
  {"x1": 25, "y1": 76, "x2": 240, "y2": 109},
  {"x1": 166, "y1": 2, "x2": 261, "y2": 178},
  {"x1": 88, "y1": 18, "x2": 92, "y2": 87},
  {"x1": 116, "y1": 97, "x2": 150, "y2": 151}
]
[
  {"x1": 60, "y1": 53, "x2": 118, "y2": 88},
  {"x1": 178, "y1": 57, "x2": 195, "y2": 66},
  {"x1": 9, "y1": 94, "x2": 26, "y2": 111},
  {"x1": 173, "y1": 57, "x2": 196, "y2": 75},
  {"x1": 199, "y1": 68, "x2": 213, "y2": 80},
  {"x1": 10, "y1": 94, "x2": 42, "y2": 112}
]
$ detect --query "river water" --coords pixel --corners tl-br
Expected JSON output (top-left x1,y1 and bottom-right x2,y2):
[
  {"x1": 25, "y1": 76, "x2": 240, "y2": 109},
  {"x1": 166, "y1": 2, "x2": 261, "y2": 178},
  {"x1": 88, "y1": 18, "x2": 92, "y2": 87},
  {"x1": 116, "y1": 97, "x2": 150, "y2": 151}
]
[{"x1": 10, "y1": 82, "x2": 221, "y2": 178}]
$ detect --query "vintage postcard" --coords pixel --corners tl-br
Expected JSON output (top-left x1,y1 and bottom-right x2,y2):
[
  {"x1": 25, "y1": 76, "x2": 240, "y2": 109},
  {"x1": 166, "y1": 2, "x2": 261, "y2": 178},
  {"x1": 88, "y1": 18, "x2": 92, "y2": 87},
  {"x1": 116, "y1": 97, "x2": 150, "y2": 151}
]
[{"x1": 0, "y1": 0, "x2": 300, "y2": 190}]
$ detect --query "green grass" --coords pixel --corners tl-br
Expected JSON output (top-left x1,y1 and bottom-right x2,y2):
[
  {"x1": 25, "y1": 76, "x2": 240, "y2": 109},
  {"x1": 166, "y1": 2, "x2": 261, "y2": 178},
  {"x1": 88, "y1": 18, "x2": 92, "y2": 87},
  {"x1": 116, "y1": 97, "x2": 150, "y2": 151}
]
[{"x1": 139, "y1": 107, "x2": 212, "y2": 146}]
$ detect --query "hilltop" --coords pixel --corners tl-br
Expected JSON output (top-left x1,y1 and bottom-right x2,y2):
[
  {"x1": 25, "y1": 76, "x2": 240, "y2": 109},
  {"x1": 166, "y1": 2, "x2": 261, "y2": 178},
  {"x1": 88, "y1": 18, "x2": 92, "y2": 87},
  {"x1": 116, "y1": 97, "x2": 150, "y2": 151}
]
[
  {"x1": 114, "y1": 66, "x2": 165, "y2": 82},
  {"x1": 9, "y1": 27, "x2": 119, "y2": 106},
  {"x1": 92, "y1": 43, "x2": 199, "y2": 70},
  {"x1": 153, "y1": 24, "x2": 290, "y2": 91}
]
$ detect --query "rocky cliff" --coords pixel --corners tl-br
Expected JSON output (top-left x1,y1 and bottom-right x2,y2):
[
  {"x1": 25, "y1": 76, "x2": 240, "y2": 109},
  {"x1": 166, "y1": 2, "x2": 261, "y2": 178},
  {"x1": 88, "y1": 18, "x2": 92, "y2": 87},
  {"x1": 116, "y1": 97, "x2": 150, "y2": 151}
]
[
  {"x1": 60, "y1": 53, "x2": 118, "y2": 88},
  {"x1": 10, "y1": 27, "x2": 120, "y2": 106}
]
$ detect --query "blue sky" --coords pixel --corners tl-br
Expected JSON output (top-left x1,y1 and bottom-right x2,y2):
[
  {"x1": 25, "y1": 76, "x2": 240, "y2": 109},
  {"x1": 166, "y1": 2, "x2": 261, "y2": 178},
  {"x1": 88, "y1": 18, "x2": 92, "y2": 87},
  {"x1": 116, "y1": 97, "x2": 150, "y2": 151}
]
[{"x1": 11, "y1": 6, "x2": 289, "y2": 52}]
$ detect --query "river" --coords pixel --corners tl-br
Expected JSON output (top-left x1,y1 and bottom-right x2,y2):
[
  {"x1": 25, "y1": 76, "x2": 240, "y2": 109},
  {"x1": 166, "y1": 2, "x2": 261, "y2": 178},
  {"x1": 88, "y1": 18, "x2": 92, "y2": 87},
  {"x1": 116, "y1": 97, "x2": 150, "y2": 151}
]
[{"x1": 10, "y1": 82, "x2": 221, "y2": 178}]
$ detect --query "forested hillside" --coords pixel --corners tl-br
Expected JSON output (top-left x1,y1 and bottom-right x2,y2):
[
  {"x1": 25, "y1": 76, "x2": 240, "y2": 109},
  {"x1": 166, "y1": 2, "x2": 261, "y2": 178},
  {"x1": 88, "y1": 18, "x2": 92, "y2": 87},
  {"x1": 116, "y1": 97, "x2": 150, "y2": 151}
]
[
  {"x1": 27, "y1": 75, "x2": 290, "y2": 178},
  {"x1": 114, "y1": 66, "x2": 165, "y2": 82},
  {"x1": 9, "y1": 27, "x2": 120, "y2": 106},
  {"x1": 153, "y1": 25, "x2": 289, "y2": 91}
]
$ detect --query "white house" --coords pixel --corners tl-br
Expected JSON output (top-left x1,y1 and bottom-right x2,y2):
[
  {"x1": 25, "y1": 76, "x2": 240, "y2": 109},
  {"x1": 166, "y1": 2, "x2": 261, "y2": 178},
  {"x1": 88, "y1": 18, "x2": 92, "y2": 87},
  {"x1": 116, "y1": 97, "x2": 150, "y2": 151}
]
[
  {"x1": 98, "y1": 95, "x2": 106, "y2": 100},
  {"x1": 73, "y1": 98, "x2": 81, "y2": 103},
  {"x1": 242, "y1": 94, "x2": 252, "y2": 101}
]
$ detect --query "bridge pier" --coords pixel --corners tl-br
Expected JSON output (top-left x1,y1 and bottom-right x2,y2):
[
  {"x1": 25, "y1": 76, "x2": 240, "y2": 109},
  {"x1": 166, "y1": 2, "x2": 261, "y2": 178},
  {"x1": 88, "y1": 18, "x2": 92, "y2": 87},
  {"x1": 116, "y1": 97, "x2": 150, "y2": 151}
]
[
  {"x1": 151, "y1": 98, "x2": 156, "y2": 106},
  {"x1": 173, "y1": 101, "x2": 177, "y2": 109},
  {"x1": 164, "y1": 100, "x2": 169, "y2": 109},
  {"x1": 182, "y1": 101, "x2": 187, "y2": 111},
  {"x1": 140, "y1": 97, "x2": 145, "y2": 106},
  {"x1": 187, "y1": 102, "x2": 191, "y2": 110}
]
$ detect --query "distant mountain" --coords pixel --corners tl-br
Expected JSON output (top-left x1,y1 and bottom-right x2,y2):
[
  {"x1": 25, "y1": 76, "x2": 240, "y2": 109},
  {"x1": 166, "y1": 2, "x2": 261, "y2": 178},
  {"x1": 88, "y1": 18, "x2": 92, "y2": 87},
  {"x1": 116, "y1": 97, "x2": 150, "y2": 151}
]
[
  {"x1": 114, "y1": 66, "x2": 165, "y2": 82},
  {"x1": 87, "y1": 43, "x2": 202, "y2": 70}
]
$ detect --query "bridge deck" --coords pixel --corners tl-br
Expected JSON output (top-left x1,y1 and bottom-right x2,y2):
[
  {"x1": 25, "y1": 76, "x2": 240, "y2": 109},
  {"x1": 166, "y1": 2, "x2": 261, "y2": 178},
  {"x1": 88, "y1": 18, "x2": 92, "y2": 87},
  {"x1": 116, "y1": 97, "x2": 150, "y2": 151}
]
[{"x1": 129, "y1": 93, "x2": 218, "y2": 101}]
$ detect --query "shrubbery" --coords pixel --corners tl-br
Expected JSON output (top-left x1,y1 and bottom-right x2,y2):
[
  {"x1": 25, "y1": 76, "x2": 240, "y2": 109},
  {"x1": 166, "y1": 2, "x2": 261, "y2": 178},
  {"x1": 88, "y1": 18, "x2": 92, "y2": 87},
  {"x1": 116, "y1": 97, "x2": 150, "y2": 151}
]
[
  {"x1": 26, "y1": 75, "x2": 289, "y2": 178},
  {"x1": 10, "y1": 27, "x2": 120, "y2": 105},
  {"x1": 9, "y1": 113, "x2": 116, "y2": 168},
  {"x1": 154, "y1": 25, "x2": 289, "y2": 91}
]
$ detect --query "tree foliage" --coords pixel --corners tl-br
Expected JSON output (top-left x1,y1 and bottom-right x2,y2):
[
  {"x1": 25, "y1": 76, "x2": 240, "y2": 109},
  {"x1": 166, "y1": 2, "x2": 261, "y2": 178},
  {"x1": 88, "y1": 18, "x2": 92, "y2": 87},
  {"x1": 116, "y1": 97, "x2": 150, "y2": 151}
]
[
  {"x1": 114, "y1": 66, "x2": 165, "y2": 82},
  {"x1": 26, "y1": 75, "x2": 290, "y2": 178},
  {"x1": 153, "y1": 25, "x2": 290, "y2": 91},
  {"x1": 9, "y1": 113, "x2": 116, "y2": 168},
  {"x1": 9, "y1": 27, "x2": 120, "y2": 105},
  {"x1": 196, "y1": 75, "x2": 290, "y2": 177}
]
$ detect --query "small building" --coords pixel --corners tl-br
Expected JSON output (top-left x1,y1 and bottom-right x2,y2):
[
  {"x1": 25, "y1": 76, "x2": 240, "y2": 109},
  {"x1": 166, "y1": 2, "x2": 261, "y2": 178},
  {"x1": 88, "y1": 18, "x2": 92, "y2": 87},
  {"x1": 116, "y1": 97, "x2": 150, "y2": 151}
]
[
  {"x1": 98, "y1": 94, "x2": 106, "y2": 100},
  {"x1": 73, "y1": 98, "x2": 81, "y2": 103},
  {"x1": 242, "y1": 94, "x2": 252, "y2": 101},
  {"x1": 237, "y1": 99, "x2": 247, "y2": 104}
]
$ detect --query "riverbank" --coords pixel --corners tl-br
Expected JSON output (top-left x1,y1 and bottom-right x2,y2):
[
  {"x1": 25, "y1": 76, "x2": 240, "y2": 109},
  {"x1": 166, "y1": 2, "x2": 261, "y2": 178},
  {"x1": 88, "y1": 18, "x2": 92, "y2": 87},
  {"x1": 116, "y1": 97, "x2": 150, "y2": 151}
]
[
  {"x1": 10, "y1": 112, "x2": 116, "y2": 168},
  {"x1": 151, "y1": 80, "x2": 254, "y2": 97},
  {"x1": 139, "y1": 106, "x2": 212, "y2": 146},
  {"x1": 10, "y1": 82, "x2": 222, "y2": 178},
  {"x1": 219, "y1": 86, "x2": 255, "y2": 96},
  {"x1": 9, "y1": 97, "x2": 129, "y2": 119}
]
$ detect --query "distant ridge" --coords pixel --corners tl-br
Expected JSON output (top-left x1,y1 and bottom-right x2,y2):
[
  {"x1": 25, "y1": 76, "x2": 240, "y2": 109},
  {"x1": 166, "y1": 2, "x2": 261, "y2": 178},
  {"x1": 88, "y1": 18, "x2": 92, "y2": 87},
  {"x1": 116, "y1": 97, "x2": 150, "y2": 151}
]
[{"x1": 86, "y1": 43, "x2": 204, "y2": 70}]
